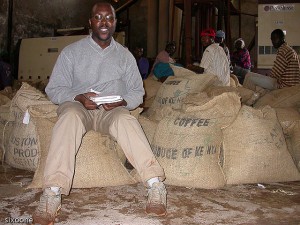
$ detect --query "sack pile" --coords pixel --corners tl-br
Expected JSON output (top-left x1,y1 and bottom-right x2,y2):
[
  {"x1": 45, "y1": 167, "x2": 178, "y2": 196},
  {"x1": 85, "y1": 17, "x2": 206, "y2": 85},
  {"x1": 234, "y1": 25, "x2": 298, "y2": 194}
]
[
  {"x1": 2, "y1": 67, "x2": 300, "y2": 190},
  {"x1": 139, "y1": 69, "x2": 300, "y2": 188}
]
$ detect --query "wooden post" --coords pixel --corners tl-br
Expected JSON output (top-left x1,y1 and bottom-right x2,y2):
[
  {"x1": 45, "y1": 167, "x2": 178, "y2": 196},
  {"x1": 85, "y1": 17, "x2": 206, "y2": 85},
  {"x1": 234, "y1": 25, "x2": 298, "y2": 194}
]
[
  {"x1": 184, "y1": 0, "x2": 192, "y2": 65},
  {"x1": 226, "y1": 0, "x2": 231, "y2": 50},
  {"x1": 158, "y1": 0, "x2": 169, "y2": 53},
  {"x1": 239, "y1": 0, "x2": 241, "y2": 37},
  {"x1": 195, "y1": 5, "x2": 200, "y2": 61},
  {"x1": 147, "y1": 0, "x2": 158, "y2": 58}
]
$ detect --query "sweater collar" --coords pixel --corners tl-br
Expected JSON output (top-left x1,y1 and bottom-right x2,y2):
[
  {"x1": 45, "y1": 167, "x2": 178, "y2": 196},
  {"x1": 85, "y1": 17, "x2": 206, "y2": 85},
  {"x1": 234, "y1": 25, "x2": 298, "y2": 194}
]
[{"x1": 88, "y1": 34, "x2": 116, "y2": 50}]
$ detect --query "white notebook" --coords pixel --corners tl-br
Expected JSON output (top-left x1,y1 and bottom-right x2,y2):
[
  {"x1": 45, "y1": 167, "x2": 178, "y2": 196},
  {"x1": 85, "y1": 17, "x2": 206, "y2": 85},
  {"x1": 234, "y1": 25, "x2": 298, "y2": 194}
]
[{"x1": 89, "y1": 95, "x2": 123, "y2": 105}]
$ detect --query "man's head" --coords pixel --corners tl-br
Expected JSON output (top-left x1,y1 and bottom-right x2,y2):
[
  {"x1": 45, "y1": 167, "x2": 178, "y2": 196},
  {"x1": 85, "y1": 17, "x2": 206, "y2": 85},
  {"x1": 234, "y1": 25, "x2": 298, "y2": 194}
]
[
  {"x1": 271, "y1": 29, "x2": 285, "y2": 49},
  {"x1": 134, "y1": 47, "x2": 144, "y2": 59},
  {"x1": 165, "y1": 42, "x2": 176, "y2": 56},
  {"x1": 89, "y1": 1, "x2": 117, "y2": 48},
  {"x1": 200, "y1": 28, "x2": 215, "y2": 47},
  {"x1": 215, "y1": 30, "x2": 225, "y2": 44}
]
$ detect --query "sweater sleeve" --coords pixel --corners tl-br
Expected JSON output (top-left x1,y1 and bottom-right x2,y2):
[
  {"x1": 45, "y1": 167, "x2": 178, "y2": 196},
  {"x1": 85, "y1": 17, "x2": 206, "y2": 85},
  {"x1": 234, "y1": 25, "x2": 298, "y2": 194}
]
[
  {"x1": 45, "y1": 51, "x2": 78, "y2": 104},
  {"x1": 121, "y1": 53, "x2": 145, "y2": 110}
]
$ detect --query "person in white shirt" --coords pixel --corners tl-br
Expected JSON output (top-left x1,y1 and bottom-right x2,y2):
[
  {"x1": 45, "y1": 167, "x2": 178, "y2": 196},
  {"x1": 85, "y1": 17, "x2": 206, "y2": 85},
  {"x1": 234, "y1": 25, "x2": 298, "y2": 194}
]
[{"x1": 187, "y1": 28, "x2": 230, "y2": 86}]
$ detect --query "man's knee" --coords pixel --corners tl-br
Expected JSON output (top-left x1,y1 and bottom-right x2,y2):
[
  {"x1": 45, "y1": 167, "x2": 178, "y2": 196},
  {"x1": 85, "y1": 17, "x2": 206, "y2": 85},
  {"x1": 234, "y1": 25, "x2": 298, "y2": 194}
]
[
  {"x1": 110, "y1": 108, "x2": 137, "y2": 127},
  {"x1": 58, "y1": 102, "x2": 85, "y2": 116}
]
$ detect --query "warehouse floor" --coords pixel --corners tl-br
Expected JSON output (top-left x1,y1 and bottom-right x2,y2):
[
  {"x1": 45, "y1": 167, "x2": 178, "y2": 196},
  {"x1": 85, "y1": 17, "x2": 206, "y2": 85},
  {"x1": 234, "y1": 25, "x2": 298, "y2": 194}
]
[{"x1": 0, "y1": 163, "x2": 300, "y2": 225}]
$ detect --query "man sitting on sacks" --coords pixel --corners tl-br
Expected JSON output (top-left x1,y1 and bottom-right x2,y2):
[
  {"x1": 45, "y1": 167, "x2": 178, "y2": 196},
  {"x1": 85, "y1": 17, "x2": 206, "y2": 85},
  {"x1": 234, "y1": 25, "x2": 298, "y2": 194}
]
[
  {"x1": 33, "y1": 2, "x2": 167, "y2": 224},
  {"x1": 243, "y1": 29, "x2": 300, "y2": 90},
  {"x1": 187, "y1": 28, "x2": 230, "y2": 86}
]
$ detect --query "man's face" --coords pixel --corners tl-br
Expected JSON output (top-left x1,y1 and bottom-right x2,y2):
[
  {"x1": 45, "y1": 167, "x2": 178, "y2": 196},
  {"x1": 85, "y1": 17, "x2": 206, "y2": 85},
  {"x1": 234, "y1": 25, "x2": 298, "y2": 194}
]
[
  {"x1": 201, "y1": 36, "x2": 212, "y2": 47},
  {"x1": 134, "y1": 48, "x2": 143, "y2": 58},
  {"x1": 271, "y1": 33, "x2": 282, "y2": 49},
  {"x1": 89, "y1": 3, "x2": 116, "y2": 47}
]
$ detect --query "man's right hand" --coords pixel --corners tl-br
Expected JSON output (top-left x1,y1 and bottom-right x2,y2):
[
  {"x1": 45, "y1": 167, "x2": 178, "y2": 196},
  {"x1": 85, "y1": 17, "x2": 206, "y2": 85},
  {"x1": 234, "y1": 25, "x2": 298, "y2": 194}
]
[{"x1": 74, "y1": 92, "x2": 98, "y2": 110}]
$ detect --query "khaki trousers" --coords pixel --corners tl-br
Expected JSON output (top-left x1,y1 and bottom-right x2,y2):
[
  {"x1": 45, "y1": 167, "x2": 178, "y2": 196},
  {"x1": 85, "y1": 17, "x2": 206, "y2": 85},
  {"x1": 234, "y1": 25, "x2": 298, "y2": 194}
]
[
  {"x1": 43, "y1": 102, "x2": 165, "y2": 195},
  {"x1": 243, "y1": 72, "x2": 277, "y2": 91}
]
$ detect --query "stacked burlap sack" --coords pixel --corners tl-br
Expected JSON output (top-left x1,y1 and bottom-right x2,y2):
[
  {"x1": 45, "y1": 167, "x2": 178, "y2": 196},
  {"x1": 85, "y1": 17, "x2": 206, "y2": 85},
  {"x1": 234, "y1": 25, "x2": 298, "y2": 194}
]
[
  {"x1": 0, "y1": 91, "x2": 13, "y2": 162},
  {"x1": 0, "y1": 82, "x2": 138, "y2": 189},
  {"x1": 138, "y1": 64, "x2": 300, "y2": 188}
]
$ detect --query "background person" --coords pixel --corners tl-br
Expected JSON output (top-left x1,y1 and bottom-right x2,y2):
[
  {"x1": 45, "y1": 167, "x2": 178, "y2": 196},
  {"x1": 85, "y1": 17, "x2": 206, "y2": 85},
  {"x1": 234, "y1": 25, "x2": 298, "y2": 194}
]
[
  {"x1": 215, "y1": 30, "x2": 231, "y2": 70},
  {"x1": 231, "y1": 38, "x2": 252, "y2": 84},
  {"x1": 133, "y1": 46, "x2": 149, "y2": 80},
  {"x1": 149, "y1": 41, "x2": 176, "y2": 81},
  {"x1": 187, "y1": 28, "x2": 230, "y2": 86},
  {"x1": 33, "y1": 2, "x2": 167, "y2": 224},
  {"x1": 243, "y1": 29, "x2": 300, "y2": 90},
  {"x1": 0, "y1": 52, "x2": 13, "y2": 92}
]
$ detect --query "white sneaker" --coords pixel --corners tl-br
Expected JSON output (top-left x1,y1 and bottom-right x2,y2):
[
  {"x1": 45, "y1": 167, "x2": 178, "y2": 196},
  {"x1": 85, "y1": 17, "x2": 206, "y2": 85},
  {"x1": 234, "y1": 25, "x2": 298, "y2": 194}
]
[
  {"x1": 146, "y1": 182, "x2": 167, "y2": 216},
  {"x1": 33, "y1": 188, "x2": 61, "y2": 224}
]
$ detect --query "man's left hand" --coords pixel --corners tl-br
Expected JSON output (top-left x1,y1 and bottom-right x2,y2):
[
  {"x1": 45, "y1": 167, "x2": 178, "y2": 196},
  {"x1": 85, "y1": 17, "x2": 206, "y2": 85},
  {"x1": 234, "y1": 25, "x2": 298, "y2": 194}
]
[{"x1": 102, "y1": 99, "x2": 127, "y2": 111}]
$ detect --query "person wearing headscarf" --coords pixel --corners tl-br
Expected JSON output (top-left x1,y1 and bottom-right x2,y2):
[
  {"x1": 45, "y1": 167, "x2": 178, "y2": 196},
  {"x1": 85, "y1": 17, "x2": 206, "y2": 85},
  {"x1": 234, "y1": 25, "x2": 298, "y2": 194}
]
[
  {"x1": 188, "y1": 28, "x2": 230, "y2": 86},
  {"x1": 215, "y1": 31, "x2": 229, "y2": 61},
  {"x1": 230, "y1": 38, "x2": 252, "y2": 83}
]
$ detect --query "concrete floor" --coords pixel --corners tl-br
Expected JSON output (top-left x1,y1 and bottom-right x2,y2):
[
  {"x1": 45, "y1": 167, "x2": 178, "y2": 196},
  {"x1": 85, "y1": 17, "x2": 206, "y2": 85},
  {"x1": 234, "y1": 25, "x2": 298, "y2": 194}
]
[{"x1": 1, "y1": 163, "x2": 300, "y2": 225}]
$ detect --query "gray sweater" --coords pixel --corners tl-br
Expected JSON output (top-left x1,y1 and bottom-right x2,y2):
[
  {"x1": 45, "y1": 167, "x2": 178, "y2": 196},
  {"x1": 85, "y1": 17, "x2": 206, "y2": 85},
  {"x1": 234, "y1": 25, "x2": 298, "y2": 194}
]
[{"x1": 45, "y1": 35, "x2": 144, "y2": 110}]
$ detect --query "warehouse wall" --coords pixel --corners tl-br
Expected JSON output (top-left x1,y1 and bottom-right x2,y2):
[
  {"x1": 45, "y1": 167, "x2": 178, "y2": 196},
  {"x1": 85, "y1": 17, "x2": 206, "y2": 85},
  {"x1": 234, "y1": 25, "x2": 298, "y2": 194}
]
[
  {"x1": 0, "y1": 0, "x2": 9, "y2": 54},
  {"x1": 0, "y1": 0, "x2": 259, "y2": 77}
]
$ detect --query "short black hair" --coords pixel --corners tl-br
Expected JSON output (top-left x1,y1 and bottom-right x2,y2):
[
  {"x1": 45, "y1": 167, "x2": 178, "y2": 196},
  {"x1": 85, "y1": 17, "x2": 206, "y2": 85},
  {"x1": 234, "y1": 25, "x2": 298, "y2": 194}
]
[
  {"x1": 165, "y1": 41, "x2": 176, "y2": 49},
  {"x1": 271, "y1": 29, "x2": 285, "y2": 39},
  {"x1": 90, "y1": 1, "x2": 116, "y2": 18}
]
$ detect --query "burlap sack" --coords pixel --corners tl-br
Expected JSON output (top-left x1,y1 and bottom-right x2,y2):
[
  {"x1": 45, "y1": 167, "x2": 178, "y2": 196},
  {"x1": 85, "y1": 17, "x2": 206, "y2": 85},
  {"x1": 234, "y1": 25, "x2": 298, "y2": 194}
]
[
  {"x1": 285, "y1": 120, "x2": 300, "y2": 171},
  {"x1": 28, "y1": 105, "x2": 136, "y2": 189},
  {"x1": 0, "y1": 103, "x2": 11, "y2": 162},
  {"x1": 254, "y1": 85, "x2": 300, "y2": 108},
  {"x1": 0, "y1": 94, "x2": 13, "y2": 161},
  {"x1": 169, "y1": 64, "x2": 198, "y2": 77},
  {"x1": 236, "y1": 86, "x2": 258, "y2": 105},
  {"x1": 205, "y1": 86, "x2": 238, "y2": 97},
  {"x1": 182, "y1": 92, "x2": 210, "y2": 107},
  {"x1": 138, "y1": 115, "x2": 158, "y2": 144},
  {"x1": 4, "y1": 83, "x2": 52, "y2": 171},
  {"x1": 151, "y1": 92, "x2": 241, "y2": 189},
  {"x1": 274, "y1": 107, "x2": 300, "y2": 134},
  {"x1": 222, "y1": 105, "x2": 300, "y2": 185},
  {"x1": 73, "y1": 131, "x2": 136, "y2": 188},
  {"x1": 0, "y1": 92, "x2": 12, "y2": 106},
  {"x1": 230, "y1": 74, "x2": 241, "y2": 87},
  {"x1": 204, "y1": 85, "x2": 262, "y2": 106},
  {"x1": 149, "y1": 74, "x2": 217, "y2": 115},
  {"x1": 143, "y1": 78, "x2": 162, "y2": 108}
]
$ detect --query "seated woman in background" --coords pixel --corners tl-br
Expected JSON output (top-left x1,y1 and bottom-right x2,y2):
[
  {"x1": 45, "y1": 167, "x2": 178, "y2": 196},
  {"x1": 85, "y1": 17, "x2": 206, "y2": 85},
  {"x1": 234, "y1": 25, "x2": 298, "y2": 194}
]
[
  {"x1": 231, "y1": 38, "x2": 251, "y2": 84},
  {"x1": 150, "y1": 41, "x2": 177, "y2": 82}
]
